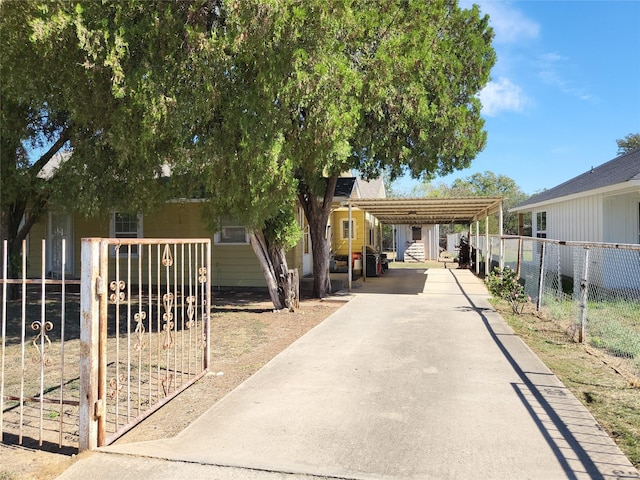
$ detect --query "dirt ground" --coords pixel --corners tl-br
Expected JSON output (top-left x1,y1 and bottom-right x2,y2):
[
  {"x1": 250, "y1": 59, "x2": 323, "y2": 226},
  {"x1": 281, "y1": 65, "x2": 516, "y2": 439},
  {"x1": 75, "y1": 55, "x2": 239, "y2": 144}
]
[{"x1": 0, "y1": 290, "x2": 342, "y2": 480}]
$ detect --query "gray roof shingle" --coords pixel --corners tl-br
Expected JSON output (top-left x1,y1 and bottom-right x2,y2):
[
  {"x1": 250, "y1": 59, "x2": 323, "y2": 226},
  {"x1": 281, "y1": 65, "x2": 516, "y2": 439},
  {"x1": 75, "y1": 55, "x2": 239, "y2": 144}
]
[{"x1": 514, "y1": 147, "x2": 640, "y2": 209}]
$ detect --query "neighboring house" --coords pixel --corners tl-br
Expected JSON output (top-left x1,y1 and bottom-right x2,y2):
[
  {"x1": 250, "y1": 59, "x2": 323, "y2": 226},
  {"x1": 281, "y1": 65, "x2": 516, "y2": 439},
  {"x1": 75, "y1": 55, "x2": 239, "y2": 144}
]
[
  {"x1": 328, "y1": 176, "x2": 385, "y2": 272},
  {"x1": 511, "y1": 148, "x2": 640, "y2": 244},
  {"x1": 510, "y1": 147, "x2": 640, "y2": 289}
]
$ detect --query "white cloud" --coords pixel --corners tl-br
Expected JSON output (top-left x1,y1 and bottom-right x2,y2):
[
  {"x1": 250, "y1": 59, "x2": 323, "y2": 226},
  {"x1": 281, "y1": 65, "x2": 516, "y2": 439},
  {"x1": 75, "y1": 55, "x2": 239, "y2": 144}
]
[
  {"x1": 479, "y1": 77, "x2": 532, "y2": 116},
  {"x1": 463, "y1": 1, "x2": 540, "y2": 44},
  {"x1": 535, "y1": 52, "x2": 594, "y2": 101}
]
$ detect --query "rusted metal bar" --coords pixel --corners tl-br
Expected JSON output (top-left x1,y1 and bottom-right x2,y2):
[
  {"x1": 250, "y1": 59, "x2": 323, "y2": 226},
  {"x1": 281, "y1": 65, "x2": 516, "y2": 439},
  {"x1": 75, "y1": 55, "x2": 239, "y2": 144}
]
[
  {"x1": 1, "y1": 241, "x2": 7, "y2": 436},
  {"x1": 3, "y1": 395, "x2": 80, "y2": 406},
  {"x1": 0, "y1": 279, "x2": 82, "y2": 285},
  {"x1": 19, "y1": 240, "x2": 26, "y2": 443},
  {"x1": 58, "y1": 239, "x2": 67, "y2": 447}
]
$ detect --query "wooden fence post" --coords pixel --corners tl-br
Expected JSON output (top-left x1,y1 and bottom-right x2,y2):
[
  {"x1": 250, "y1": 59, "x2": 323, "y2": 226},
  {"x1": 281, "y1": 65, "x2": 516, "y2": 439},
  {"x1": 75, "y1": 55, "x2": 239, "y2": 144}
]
[{"x1": 79, "y1": 238, "x2": 103, "y2": 451}]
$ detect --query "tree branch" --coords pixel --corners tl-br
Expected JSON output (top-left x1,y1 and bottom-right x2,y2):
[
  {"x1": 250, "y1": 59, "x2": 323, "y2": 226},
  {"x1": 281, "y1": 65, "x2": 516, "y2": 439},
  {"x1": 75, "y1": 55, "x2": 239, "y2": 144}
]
[{"x1": 29, "y1": 126, "x2": 72, "y2": 180}]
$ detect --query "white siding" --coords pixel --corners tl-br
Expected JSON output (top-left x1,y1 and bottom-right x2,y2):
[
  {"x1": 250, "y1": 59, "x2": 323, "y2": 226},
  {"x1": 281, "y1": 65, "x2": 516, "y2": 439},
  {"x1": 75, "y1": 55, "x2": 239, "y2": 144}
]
[
  {"x1": 421, "y1": 225, "x2": 440, "y2": 260},
  {"x1": 604, "y1": 192, "x2": 640, "y2": 244},
  {"x1": 532, "y1": 195, "x2": 604, "y2": 244}
]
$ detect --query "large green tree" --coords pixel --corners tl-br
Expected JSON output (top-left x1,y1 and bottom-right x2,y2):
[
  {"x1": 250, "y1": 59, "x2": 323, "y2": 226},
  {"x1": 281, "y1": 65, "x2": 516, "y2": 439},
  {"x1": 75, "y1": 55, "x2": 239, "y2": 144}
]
[
  {"x1": 1, "y1": 1, "x2": 209, "y2": 279},
  {"x1": 414, "y1": 171, "x2": 529, "y2": 235},
  {"x1": 192, "y1": 0, "x2": 496, "y2": 298},
  {"x1": 1, "y1": 0, "x2": 303, "y2": 309},
  {"x1": 2, "y1": 0, "x2": 496, "y2": 303}
]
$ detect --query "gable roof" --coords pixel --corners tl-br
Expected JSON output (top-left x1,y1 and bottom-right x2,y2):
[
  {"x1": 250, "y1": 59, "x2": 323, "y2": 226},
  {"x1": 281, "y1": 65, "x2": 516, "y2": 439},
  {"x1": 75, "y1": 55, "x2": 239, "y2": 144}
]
[
  {"x1": 355, "y1": 177, "x2": 386, "y2": 199},
  {"x1": 513, "y1": 147, "x2": 640, "y2": 211},
  {"x1": 333, "y1": 176, "x2": 386, "y2": 199}
]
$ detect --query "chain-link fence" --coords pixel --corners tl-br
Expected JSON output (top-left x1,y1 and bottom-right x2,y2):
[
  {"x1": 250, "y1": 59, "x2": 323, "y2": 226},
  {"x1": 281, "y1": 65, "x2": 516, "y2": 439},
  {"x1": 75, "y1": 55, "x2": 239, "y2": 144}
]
[{"x1": 476, "y1": 236, "x2": 640, "y2": 381}]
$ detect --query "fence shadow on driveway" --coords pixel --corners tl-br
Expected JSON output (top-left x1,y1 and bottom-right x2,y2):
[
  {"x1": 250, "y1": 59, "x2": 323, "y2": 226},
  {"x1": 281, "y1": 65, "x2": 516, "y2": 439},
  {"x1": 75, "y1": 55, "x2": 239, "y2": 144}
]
[{"x1": 448, "y1": 268, "x2": 636, "y2": 480}]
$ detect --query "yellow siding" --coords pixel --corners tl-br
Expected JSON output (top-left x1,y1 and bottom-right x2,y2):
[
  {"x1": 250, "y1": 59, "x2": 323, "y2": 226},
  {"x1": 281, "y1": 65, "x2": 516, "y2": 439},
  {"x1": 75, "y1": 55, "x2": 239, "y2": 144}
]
[
  {"x1": 24, "y1": 202, "x2": 275, "y2": 288},
  {"x1": 26, "y1": 221, "x2": 47, "y2": 277},
  {"x1": 331, "y1": 208, "x2": 379, "y2": 255}
]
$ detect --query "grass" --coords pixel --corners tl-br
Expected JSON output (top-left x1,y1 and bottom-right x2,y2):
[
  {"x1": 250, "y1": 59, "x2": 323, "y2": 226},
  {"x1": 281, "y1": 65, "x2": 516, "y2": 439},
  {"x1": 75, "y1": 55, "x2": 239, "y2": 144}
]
[{"x1": 492, "y1": 298, "x2": 640, "y2": 468}]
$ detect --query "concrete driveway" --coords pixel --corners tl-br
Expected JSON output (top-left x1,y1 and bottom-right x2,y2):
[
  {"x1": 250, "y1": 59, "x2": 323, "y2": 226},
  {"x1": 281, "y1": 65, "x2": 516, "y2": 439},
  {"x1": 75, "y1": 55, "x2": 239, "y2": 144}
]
[{"x1": 57, "y1": 267, "x2": 637, "y2": 480}]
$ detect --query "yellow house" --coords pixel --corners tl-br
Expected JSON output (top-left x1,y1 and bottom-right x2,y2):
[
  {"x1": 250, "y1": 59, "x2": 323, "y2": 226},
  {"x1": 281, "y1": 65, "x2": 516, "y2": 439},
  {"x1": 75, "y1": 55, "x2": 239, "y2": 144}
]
[
  {"x1": 328, "y1": 176, "x2": 386, "y2": 273},
  {"x1": 24, "y1": 163, "x2": 384, "y2": 286},
  {"x1": 26, "y1": 200, "x2": 307, "y2": 288}
]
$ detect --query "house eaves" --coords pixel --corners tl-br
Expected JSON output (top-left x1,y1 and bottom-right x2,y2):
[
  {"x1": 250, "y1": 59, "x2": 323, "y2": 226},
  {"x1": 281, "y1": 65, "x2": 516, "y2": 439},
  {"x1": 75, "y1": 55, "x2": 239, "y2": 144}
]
[
  {"x1": 510, "y1": 179, "x2": 640, "y2": 213},
  {"x1": 512, "y1": 147, "x2": 640, "y2": 212}
]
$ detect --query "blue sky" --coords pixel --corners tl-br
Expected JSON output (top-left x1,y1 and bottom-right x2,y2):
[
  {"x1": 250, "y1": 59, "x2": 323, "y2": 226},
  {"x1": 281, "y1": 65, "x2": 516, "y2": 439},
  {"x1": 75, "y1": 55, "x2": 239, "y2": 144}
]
[{"x1": 394, "y1": 0, "x2": 640, "y2": 196}]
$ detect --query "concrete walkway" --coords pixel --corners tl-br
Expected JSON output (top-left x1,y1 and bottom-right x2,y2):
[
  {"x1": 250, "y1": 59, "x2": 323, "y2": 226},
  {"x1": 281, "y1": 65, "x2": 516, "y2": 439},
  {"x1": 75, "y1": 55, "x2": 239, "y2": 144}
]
[{"x1": 57, "y1": 267, "x2": 637, "y2": 480}]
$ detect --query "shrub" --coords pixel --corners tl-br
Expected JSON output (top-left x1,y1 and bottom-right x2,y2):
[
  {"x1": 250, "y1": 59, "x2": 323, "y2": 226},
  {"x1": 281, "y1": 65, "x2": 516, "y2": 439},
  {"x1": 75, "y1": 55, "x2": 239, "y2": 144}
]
[{"x1": 485, "y1": 266, "x2": 529, "y2": 314}]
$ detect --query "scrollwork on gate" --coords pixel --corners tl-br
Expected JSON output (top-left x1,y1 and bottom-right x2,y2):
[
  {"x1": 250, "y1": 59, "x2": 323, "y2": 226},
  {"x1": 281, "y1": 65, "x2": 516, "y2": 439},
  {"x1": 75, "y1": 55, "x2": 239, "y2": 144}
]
[
  {"x1": 162, "y1": 292, "x2": 175, "y2": 350},
  {"x1": 109, "y1": 280, "x2": 126, "y2": 303},
  {"x1": 133, "y1": 310, "x2": 147, "y2": 351},
  {"x1": 31, "y1": 320, "x2": 54, "y2": 366},
  {"x1": 185, "y1": 295, "x2": 196, "y2": 329},
  {"x1": 162, "y1": 244, "x2": 174, "y2": 267},
  {"x1": 108, "y1": 374, "x2": 126, "y2": 400}
]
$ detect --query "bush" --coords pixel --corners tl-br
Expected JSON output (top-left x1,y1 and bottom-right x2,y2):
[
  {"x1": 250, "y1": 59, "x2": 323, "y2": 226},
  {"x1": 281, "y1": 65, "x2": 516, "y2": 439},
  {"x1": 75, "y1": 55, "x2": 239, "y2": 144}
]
[{"x1": 485, "y1": 266, "x2": 529, "y2": 314}]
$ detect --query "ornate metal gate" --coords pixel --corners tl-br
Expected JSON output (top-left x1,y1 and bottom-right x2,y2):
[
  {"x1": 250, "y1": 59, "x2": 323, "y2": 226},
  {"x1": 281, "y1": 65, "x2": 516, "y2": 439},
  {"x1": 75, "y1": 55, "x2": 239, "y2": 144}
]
[{"x1": 79, "y1": 238, "x2": 211, "y2": 451}]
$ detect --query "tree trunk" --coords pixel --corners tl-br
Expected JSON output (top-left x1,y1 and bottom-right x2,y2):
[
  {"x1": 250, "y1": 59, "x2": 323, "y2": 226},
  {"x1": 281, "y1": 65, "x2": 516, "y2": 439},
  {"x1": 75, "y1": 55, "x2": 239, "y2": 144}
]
[
  {"x1": 298, "y1": 175, "x2": 338, "y2": 299},
  {"x1": 248, "y1": 230, "x2": 297, "y2": 311},
  {"x1": 1, "y1": 201, "x2": 29, "y2": 300}
]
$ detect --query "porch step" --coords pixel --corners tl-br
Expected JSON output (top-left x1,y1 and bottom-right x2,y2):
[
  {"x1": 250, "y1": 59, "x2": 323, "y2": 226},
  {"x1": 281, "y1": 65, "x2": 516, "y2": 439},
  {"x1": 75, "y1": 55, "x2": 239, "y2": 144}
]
[{"x1": 405, "y1": 242, "x2": 425, "y2": 263}]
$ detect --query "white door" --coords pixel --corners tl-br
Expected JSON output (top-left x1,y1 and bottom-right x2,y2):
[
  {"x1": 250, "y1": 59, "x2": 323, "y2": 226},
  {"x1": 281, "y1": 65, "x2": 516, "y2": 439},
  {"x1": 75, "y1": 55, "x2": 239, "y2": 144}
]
[
  {"x1": 302, "y1": 225, "x2": 313, "y2": 276},
  {"x1": 47, "y1": 212, "x2": 73, "y2": 277}
]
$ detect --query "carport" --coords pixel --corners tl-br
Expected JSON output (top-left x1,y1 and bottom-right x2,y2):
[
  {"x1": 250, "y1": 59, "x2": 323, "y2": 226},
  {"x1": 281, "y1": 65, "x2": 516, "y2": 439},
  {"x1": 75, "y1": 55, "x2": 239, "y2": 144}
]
[{"x1": 345, "y1": 196, "x2": 504, "y2": 291}]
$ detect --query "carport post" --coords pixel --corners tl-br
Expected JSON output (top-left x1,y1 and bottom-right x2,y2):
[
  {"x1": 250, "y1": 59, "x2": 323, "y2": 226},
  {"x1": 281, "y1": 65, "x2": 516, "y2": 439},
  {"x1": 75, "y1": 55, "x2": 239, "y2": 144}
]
[
  {"x1": 499, "y1": 201, "x2": 504, "y2": 269},
  {"x1": 362, "y1": 210, "x2": 366, "y2": 282},
  {"x1": 475, "y1": 221, "x2": 480, "y2": 275},
  {"x1": 348, "y1": 202, "x2": 352, "y2": 292},
  {"x1": 484, "y1": 216, "x2": 490, "y2": 276}
]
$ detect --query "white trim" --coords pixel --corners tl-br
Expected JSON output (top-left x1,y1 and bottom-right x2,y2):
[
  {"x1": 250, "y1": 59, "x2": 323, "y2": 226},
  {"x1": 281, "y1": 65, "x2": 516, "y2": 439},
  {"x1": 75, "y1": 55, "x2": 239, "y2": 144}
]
[
  {"x1": 110, "y1": 212, "x2": 143, "y2": 257},
  {"x1": 341, "y1": 219, "x2": 356, "y2": 240},
  {"x1": 214, "y1": 226, "x2": 250, "y2": 245},
  {"x1": 510, "y1": 180, "x2": 640, "y2": 213}
]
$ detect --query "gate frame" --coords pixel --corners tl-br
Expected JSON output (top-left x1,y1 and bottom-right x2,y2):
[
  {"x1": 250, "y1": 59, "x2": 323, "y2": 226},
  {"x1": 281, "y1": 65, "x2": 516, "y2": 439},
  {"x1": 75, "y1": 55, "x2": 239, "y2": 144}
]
[{"x1": 79, "y1": 238, "x2": 211, "y2": 451}]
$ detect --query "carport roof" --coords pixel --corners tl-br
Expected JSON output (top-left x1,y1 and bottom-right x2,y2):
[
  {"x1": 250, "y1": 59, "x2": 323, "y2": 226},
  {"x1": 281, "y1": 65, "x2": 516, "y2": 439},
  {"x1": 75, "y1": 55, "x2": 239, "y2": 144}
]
[{"x1": 347, "y1": 197, "x2": 503, "y2": 225}]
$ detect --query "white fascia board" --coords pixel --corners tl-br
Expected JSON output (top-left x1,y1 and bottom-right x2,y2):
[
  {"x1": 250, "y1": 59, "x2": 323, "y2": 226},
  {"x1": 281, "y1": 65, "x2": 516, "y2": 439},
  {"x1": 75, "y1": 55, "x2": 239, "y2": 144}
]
[{"x1": 509, "y1": 180, "x2": 640, "y2": 213}]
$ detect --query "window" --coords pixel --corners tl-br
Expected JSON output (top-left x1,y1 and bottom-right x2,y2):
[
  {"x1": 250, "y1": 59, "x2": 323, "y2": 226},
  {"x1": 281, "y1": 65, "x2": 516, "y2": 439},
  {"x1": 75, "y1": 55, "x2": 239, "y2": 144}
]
[
  {"x1": 303, "y1": 226, "x2": 310, "y2": 254},
  {"x1": 341, "y1": 220, "x2": 356, "y2": 240},
  {"x1": 536, "y1": 212, "x2": 547, "y2": 238},
  {"x1": 412, "y1": 227, "x2": 422, "y2": 241},
  {"x1": 111, "y1": 213, "x2": 143, "y2": 256},
  {"x1": 215, "y1": 226, "x2": 249, "y2": 244}
]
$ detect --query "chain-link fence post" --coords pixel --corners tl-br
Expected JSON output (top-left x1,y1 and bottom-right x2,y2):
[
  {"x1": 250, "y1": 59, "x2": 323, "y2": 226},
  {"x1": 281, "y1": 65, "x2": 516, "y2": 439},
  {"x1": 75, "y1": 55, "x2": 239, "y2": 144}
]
[
  {"x1": 536, "y1": 241, "x2": 546, "y2": 311},
  {"x1": 578, "y1": 247, "x2": 590, "y2": 343}
]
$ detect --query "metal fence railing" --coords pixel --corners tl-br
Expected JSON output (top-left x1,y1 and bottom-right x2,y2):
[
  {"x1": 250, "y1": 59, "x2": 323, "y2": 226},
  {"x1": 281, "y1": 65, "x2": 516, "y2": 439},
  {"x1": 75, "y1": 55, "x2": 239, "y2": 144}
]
[
  {"x1": 1, "y1": 237, "x2": 211, "y2": 453},
  {"x1": 472, "y1": 235, "x2": 640, "y2": 381}
]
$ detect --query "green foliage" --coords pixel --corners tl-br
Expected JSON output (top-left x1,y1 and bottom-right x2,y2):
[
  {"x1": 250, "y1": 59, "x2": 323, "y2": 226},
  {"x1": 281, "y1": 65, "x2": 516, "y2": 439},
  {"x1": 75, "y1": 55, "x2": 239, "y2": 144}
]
[
  {"x1": 414, "y1": 171, "x2": 529, "y2": 234},
  {"x1": 485, "y1": 266, "x2": 529, "y2": 314},
  {"x1": 194, "y1": 0, "x2": 496, "y2": 296},
  {"x1": 2, "y1": 0, "x2": 496, "y2": 298},
  {"x1": 616, "y1": 133, "x2": 640, "y2": 155}
]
